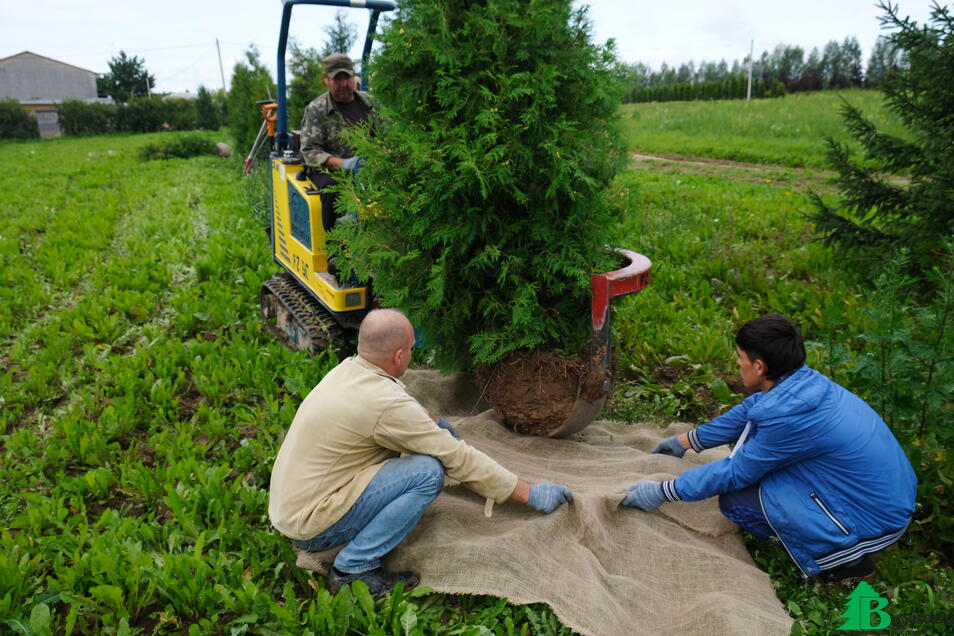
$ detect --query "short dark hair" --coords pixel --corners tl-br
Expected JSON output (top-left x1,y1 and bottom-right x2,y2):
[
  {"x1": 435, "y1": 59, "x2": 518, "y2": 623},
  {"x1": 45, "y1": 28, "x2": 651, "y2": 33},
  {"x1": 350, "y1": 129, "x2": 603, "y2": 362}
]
[{"x1": 735, "y1": 313, "x2": 806, "y2": 380}]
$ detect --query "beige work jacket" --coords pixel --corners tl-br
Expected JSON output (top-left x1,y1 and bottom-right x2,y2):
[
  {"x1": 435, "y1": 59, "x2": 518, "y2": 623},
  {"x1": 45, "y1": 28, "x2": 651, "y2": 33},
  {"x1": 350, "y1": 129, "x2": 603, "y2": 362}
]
[{"x1": 268, "y1": 355, "x2": 518, "y2": 540}]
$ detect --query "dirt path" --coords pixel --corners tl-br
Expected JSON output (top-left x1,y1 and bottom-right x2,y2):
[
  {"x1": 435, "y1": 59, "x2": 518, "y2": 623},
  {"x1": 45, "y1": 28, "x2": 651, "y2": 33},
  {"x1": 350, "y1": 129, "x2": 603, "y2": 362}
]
[{"x1": 629, "y1": 152, "x2": 839, "y2": 194}]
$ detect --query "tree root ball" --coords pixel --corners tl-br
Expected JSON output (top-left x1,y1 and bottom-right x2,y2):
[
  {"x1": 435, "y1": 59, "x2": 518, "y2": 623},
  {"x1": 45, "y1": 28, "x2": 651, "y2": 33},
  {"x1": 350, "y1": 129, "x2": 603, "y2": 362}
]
[{"x1": 475, "y1": 348, "x2": 611, "y2": 437}]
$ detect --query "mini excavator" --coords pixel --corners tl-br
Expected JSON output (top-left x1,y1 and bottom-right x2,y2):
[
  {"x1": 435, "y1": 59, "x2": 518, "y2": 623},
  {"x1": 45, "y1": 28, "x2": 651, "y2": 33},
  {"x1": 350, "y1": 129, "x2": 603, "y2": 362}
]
[{"x1": 249, "y1": 0, "x2": 396, "y2": 356}]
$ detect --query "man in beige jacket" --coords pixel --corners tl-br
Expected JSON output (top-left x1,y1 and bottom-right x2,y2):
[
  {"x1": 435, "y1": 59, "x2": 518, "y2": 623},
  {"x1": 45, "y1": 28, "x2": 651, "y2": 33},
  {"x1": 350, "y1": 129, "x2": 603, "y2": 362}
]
[{"x1": 269, "y1": 308, "x2": 573, "y2": 595}]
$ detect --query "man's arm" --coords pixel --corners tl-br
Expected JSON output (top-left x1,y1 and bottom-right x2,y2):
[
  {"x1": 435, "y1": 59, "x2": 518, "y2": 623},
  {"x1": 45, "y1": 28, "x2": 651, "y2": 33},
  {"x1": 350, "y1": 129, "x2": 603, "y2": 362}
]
[
  {"x1": 377, "y1": 402, "x2": 571, "y2": 513},
  {"x1": 300, "y1": 100, "x2": 333, "y2": 167},
  {"x1": 624, "y1": 419, "x2": 820, "y2": 510},
  {"x1": 687, "y1": 394, "x2": 759, "y2": 452},
  {"x1": 510, "y1": 479, "x2": 530, "y2": 503},
  {"x1": 674, "y1": 418, "x2": 821, "y2": 501},
  {"x1": 650, "y1": 400, "x2": 752, "y2": 458}
]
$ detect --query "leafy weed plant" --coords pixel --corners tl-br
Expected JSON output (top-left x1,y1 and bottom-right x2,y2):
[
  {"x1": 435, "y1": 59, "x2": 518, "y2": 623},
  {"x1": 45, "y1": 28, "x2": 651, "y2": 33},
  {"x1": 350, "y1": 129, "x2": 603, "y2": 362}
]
[{"x1": 0, "y1": 133, "x2": 582, "y2": 634}]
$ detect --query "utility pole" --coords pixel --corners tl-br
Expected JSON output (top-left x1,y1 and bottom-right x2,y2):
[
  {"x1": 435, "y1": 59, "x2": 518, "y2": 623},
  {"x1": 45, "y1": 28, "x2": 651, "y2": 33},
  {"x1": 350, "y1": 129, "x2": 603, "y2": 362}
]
[
  {"x1": 146, "y1": 75, "x2": 151, "y2": 98},
  {"x1": 746, "y1": 39, "x2": 754, "y2": 101},
  {"x1": 216, "y1": 38, "x2": 227, "y2": 92}
]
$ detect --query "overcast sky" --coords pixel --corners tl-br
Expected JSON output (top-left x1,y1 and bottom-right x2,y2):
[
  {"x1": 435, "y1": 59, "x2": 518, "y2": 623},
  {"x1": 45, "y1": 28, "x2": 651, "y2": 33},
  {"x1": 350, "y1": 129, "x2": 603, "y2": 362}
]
[{"x1": 0, "y1": 0, "x2": 939, "y2": 94}]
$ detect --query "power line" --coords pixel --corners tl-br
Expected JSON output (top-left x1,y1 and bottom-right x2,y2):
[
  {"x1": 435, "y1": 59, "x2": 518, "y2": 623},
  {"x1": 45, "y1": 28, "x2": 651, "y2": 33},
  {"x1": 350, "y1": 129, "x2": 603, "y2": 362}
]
[{"x1": 35, "y1": 42, "x2": 215, "y2": 60}]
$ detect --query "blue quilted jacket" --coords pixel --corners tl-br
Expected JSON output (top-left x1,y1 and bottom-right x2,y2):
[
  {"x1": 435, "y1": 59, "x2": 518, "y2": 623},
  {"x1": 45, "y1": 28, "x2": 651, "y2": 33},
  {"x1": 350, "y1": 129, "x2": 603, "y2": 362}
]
[{"x1": 661, "y1": 365, "x2": 917, "y2": 576}]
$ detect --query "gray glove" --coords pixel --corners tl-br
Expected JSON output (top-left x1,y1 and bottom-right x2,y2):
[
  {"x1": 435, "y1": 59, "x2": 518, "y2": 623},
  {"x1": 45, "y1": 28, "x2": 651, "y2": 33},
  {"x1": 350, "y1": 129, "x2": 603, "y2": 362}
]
[
  {"x1": 622, "y1": 481, "x2": 667, "y2": 511},
  {"x1": 651, "y1": 435, "x2": 686, "y2": 458},
  {"x1": 436, "y1": 416, "x2": 458, "y2": 439},
  {"x1": 527, "y1": 483, "x2": 573, "y2": 514},
  {"x1": 341, "y1": 156, "x2": 362, "y2": 175}
]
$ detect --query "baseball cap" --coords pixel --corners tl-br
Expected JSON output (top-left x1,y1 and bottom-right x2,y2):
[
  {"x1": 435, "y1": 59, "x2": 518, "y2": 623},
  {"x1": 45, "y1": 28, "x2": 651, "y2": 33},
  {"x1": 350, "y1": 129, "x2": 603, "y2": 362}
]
[{"x1": 324, "y1": 53, "x2": 355, "y2": 77}]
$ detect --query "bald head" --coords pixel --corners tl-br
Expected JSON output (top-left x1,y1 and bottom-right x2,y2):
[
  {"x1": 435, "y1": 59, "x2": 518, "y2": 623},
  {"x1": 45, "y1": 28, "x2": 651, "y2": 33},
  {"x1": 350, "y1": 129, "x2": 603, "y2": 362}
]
[{"x1": 357, "y1": 309, "x2": 414, "y2": 370}]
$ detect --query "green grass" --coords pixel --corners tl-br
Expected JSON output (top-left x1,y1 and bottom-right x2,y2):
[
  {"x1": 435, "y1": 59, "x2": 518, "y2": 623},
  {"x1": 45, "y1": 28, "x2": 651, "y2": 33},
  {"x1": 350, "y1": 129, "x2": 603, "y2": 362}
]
[
  {"x1": 604, "y1": 169, "x2": 859, "y2": 421},
  {"x1": 2, "y1": 103, "x2": 951, "y2": 634},
  {"x1": 621, "y1": 89, "x2": 908, "y2": 168},
  {"x1": 0, "y1": 132, "x2": 571, "y2": 634}
]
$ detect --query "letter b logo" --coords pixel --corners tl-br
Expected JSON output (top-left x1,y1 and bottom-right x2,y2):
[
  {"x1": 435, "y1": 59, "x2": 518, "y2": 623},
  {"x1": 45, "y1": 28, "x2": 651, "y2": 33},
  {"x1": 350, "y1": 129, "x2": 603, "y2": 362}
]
[{"x1": 837, "y1": 581, "x2": 891, "y2": 630}]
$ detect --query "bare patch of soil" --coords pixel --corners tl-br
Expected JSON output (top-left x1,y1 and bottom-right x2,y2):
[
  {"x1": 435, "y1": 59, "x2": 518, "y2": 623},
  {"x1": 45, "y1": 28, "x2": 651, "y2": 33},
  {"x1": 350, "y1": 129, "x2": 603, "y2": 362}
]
[
  {"x1": 176, "y1": 378, "x2": 206, "y2": 422},
  {"x1": 136, "y1": 442, "x2": 157, "y2": 467},
  {"x1": 629, "y1": 152, "x2": 838, "y2": 194},
  {"x1": 475, "y1": 348, "x2": 610, "y2": 437}
]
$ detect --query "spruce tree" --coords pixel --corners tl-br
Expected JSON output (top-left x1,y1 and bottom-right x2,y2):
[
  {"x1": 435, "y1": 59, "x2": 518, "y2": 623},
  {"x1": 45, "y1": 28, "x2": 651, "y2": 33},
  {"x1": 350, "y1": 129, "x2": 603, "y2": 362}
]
[
  {"x1": 812, "y1": 1, "x2": 954, "y2": 271},
  {"x1": 334, "y1": 0, "x2": 627, "y2": 371}
]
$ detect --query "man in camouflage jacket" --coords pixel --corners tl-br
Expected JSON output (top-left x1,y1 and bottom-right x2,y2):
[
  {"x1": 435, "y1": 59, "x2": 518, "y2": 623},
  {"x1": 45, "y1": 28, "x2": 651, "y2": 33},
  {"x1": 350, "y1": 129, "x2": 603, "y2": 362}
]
[{"x1": 300, "y1": 53, "x2": 377, "y2": 231}]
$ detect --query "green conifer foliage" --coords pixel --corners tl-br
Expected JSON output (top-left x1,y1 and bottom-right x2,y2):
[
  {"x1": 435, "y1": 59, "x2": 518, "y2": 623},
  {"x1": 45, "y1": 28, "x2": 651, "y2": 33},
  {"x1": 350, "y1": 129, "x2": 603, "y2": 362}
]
[
  {"x1": 812, "y1": 1, "x2": 954, "y2": 270},
  {"x1": 227, "y1": 47, "x2": 276, "y2": 157},
  {"x1": 335, "y1": 0, "x2": 627, "y2": 371}
]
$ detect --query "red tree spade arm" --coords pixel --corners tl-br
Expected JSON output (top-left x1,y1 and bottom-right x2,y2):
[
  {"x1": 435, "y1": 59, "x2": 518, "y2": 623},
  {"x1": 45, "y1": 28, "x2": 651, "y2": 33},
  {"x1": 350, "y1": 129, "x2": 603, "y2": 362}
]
[{"x1": 590, "y1": 249, "x2": 652, "y2": 331}]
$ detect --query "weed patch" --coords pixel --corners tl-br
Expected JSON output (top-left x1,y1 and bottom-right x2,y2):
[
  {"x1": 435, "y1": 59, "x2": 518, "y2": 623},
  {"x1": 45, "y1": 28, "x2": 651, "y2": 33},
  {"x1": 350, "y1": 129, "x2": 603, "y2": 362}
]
[{"x1": 139, "y1": 132, "x2": 220, "y2": 160}]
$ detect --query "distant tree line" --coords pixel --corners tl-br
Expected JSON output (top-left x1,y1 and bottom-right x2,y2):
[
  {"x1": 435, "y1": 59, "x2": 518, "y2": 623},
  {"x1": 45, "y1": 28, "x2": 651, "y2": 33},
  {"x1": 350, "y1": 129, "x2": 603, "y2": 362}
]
[
  {"x1": 56, "y1": 89, "x2": 226, "y2": 136},
  {"x1": 625, "y1": 35, "x2": 907, "y2": 103}
]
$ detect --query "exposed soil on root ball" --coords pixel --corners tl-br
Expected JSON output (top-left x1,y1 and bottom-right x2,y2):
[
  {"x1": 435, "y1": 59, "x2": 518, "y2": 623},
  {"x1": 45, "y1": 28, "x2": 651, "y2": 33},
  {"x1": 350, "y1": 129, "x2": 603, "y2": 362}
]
[{"x1": 475, "y1": 348, "x2": 611, "y2": 437}]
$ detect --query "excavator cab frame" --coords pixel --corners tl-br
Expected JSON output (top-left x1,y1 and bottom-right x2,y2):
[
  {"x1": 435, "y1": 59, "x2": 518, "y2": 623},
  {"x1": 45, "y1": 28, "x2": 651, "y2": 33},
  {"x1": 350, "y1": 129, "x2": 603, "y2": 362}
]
[{"x1": 259, "y1": 0, "x2": 396, "y2": 355}]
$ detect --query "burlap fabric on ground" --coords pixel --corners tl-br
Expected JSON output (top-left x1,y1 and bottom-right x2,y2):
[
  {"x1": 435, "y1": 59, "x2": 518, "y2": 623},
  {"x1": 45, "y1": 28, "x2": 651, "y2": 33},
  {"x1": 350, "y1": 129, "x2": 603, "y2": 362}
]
[{"x1": 295, "y1": 370, "x2": 792, "y2": 636}]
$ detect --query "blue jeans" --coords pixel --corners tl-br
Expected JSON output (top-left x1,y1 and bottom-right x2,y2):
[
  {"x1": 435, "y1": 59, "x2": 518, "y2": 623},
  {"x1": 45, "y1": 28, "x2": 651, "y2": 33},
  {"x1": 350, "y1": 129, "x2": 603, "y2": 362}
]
[
  {"x1": 293, "y1": 454, "x2": 444, "y2": 573},
  {"x1": 719, "y1": 483, "x2": 775, "y2": 540}
]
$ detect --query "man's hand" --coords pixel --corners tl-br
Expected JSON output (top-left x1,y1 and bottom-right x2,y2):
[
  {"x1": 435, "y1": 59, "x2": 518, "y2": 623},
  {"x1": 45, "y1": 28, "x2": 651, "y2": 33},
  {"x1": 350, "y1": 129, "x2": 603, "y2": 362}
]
[
  {"x1": 435, "y1": 416, "x2": 458, "y2": 439},
  {"x1": 651, "y1": 435, "x2": 687, "y2": 458},
  {"x1": 527, "y1": 482, "x2": 573, "y2": 514},
  {"x1": 341, "y1": 156, "x2": 362, "y2": 175},
  {"x1": 622, "y1": 481, "x2": 667, "y2": 511}
]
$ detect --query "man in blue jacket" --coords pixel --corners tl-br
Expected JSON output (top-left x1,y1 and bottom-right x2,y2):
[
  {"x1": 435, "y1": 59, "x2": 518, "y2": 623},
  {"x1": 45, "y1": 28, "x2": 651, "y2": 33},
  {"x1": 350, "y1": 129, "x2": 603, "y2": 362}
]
[{"x1": 622, "y1": 313, "x2": 917, "y2": 583}]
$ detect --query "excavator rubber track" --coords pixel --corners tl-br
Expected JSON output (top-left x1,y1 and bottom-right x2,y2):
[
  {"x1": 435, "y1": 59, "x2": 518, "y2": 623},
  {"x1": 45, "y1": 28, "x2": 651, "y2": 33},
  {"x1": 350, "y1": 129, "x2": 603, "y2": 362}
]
[{"x1": 260, "y1": 271, "x2": 349, "y2": 357}]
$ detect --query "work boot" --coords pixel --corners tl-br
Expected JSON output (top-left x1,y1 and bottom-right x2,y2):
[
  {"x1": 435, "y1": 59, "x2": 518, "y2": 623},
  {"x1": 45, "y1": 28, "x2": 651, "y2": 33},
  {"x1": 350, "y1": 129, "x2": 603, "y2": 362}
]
[
  {"x1": 810, "y1": 554, "x2": 876, "y2": 585},
  {"x1": 327, "y1": 566, "x2": 420, "y2": 595}
]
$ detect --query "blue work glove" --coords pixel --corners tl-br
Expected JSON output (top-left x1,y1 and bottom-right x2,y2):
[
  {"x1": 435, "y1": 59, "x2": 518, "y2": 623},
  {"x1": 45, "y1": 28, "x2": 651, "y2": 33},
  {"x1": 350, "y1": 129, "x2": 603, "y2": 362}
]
[
  {"x1": 341, "y1": 156, "x2": 362, "y2": 175},
  {"x1": 622, "y1": 481, "x2": 667, "y2": 511},
  {"x1": 527, "y1": 483, "x2": 573, "y2": 514},
  {"x1": 651, "y1": 435, "x2": 686, "y2": 458},
  {"x1": 436, "y1": 416, "x2": 458, "y2": 439}
]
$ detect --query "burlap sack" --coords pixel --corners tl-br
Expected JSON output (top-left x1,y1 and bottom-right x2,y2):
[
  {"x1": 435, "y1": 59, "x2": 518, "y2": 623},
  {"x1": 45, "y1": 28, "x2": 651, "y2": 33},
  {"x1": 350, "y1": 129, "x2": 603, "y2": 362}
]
[{"x1": 294, "y1": 370, "x2": 792, "y2": 636}]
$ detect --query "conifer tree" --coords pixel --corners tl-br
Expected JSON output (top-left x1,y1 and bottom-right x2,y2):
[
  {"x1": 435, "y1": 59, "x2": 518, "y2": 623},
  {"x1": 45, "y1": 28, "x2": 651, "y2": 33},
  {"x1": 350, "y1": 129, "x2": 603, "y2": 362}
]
[
  {"x1": 812, "y1": 1, "x2": 954, "y2": 271},
  {"x1": 286, "y1": 40, "x2": 324, "y2": 128},
  {"x1": 319, "y1": 11, "x2": 358, "y2": 59},
  {"x1": 227, "y1": 47, "x2": 275, "y2": 157},
  {"x1": 334, "y1": 0, "x2": 627, "y2": 371},
  {"x1": 195, "y1": 85, "x2": 221, "y2": 130}
]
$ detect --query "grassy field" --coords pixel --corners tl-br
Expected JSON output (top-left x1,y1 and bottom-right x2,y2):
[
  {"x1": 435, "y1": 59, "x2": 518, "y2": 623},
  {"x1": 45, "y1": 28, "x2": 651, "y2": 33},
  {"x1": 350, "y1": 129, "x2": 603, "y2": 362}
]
[
  {"x1": 1, "y1": 91, "x2": 951, "y2": 634},
  {"x1": 622, "y1": 89, "x2": 908, "y2": 168}
]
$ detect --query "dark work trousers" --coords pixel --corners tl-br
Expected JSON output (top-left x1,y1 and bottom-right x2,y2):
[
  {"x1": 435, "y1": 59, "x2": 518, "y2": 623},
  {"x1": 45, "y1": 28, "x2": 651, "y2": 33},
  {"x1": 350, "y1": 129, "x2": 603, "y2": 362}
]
[{"x1": 719, "y1": 483, "x2": 776, "y2": 539}]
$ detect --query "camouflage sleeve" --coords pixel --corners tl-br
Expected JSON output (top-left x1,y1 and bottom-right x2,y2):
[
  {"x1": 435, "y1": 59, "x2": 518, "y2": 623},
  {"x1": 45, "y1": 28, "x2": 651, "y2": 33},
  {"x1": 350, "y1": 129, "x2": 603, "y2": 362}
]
[{"x1": 300, "y1": 101, "x2": 332, "y2": 167}]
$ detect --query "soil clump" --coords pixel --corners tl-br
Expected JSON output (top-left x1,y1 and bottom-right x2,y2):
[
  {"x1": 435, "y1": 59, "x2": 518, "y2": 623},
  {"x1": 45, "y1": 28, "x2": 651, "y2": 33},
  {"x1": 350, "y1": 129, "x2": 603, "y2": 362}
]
[{"x1": 475, "y1": 347, "x2": 610, "y2": 437}]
